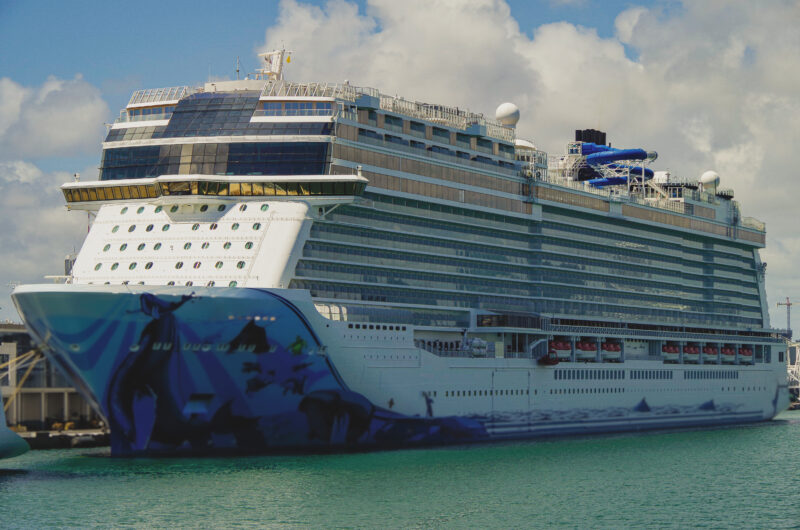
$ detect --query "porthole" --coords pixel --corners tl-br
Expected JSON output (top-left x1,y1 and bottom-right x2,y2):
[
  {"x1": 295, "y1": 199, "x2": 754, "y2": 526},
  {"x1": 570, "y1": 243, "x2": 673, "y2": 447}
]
[
  {"x1": 244, "y1": 242, "x2": 253, "y2": 249},
  {"x1": 229, "y1": 281, "x2": 238, "y2": 287},
  {"x1": 193, "y1": 261, "x2": 201, "y2": 269},
  {"x1": 215, "y1": 261, "x2": 223, "y2": 269},
  {"x1": 185, "y1": 281, "x2": 193, "y2": 286},
  {"x1": 121, "y1": 207, "x2": 128, "y2": 214},
  {"x1": 200, "y1": 204, "x2": 208, "y2": 212},
  {"x1": 217, "y1": 205, "x2": 226, "y2": 212},
  {"x1": 175, "y1": 262, "x2": 184, "y2": 269},
  {"x1": 223, "y1": 242, "x2": 231, "y2": 250},
  {"x1": 167, "y1": 281, "x2": 175, "y2": 286},
  {"x1": 112, "y1": 225, "x2": 119, "y2": 233},
  {"x1": 120, "y1": 244, "x2": 128, "y2": 251},
  {"x1": 145, "y1": 262, "x2": 153, "y2": 270},
  {"x1": 154, "y1": 243, "x2": 162, "y2": 250},
  {"x1": 184, "y1": 242, "x2": 192, "y2": 250},
  {"x1": 207, "y1": 280, "x2": 215, "y2": 287},
  {"x1": 94, "y1": 263, "x2": 102, "y2": 271},
  {"x1": 146, "y1": 224, "x2": 154, "y2": 232},
  {"x1": 128, "y1": 225, "x2": 136, "y2": 232},
  {"x1": 170, "y1": 205, "x2": 178, "y2": 213},
  {"x1": 210, "y1": 223, "x2": 218, "y2": 230},
  {"x1": 103, "y1": 244, "x2": 110, "y2": 252},
  {"x1": 137, "y1": 243, "x2": 145, "y2": 251},
  {"x1": 111, "y1": 263, "x2": 119, "y2": 270},
  {"x1": 192, "y1": 223, "x2": 200, "y2": 231},
  {"x1": 236, "y1": 261, "x2": 245, "y2": 269},
  {"x1": 260, "y1": 204, "x2": 269, "y2": 212},
  {"x1": 154, "y1": 206, "x2": 162, "y2": 213},
  {"x1": 162, "y1": 224, "x2": 170, "y2": 231},
  {"x1": 129, "y1": 263, "x2": 137, "y2": 270},
  {"x1": 239, "y1": 204, "x2": 247, "y2": 212},
  {"x1": 201, "y1": 242, "x2": 209, "y2": 249},
  {"x1": 231, "y1": 223, "x2": 239, "y2": 231},
  {"x1": 137, "y1": 206, "x2": 145, "y2": 214},
  {"x1": 252, "y1": 222, "x2": 261, "y2": 230}
]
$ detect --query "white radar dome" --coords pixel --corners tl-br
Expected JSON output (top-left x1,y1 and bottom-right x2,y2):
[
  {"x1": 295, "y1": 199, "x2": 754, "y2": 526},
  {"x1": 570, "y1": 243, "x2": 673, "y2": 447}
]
[
  {"x1": 700, "y1": 170, "x2": 720, "y2": 191},
  {"x1": 495, "y1": 102, "x2": 520, "y2": 127}
]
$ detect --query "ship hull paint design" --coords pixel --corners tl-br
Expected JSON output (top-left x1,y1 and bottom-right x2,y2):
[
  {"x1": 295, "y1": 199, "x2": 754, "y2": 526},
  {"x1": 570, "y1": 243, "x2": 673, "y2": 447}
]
[
  {"x1": 12, "y1": 284, "x2": 786, "y2": 456},
  {"x1": 12, "y1": 285, "x2": 486, "y2": 455}
]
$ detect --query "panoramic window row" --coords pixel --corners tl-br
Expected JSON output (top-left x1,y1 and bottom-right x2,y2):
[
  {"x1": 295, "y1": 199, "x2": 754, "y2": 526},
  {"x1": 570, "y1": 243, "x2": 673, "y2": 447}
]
[
  {"x1": 99, "y1": 141, "x2": 331, "y2": 180},
  {"x1": 65, "y1": 180, "x2": 364, "y2": 203}
]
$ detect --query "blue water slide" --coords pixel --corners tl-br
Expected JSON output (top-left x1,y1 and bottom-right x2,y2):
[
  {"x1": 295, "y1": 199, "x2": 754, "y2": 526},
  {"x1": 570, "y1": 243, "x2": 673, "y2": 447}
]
[{"x1": 579, "y1": 142, "x2": 655, "y2": 185}]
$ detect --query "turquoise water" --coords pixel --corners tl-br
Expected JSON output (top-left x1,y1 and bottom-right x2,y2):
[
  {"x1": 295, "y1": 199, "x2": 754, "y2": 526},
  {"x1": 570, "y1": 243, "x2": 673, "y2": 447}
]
[{"x1": 2, "y1": 412, "x2": 800, "y2": 528}]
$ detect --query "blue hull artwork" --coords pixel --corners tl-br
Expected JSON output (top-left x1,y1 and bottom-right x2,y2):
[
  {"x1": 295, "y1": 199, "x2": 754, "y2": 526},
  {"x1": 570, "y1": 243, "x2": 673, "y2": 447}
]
[{"x1": 13, "y1": 286, "x2": 487, "y2": 456}]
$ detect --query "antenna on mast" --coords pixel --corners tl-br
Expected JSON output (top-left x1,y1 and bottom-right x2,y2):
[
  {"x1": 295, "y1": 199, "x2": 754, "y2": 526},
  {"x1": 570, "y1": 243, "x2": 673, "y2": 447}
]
[
  {"x1": 255, "y1": 47, "x2": 293, "y2": 81},
  {"x1": 236, "y1": 56, "x2": 240, "y2": 80}
]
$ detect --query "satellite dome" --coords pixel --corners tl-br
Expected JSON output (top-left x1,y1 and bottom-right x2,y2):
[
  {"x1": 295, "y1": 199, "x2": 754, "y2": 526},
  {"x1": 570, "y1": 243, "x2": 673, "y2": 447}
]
[
  {"x1": 495, "y1": 102, "x2": 520, "y2": 127},
  {"x1": 700, "y1": 170, "x2": 720, "y2": 191},
  {"x1": 514, "y1": 138, "x2": 535, "y2": 150}
]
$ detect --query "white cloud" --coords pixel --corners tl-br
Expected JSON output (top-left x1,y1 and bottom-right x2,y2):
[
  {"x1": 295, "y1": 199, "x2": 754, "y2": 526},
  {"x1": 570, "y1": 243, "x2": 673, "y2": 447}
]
[
  {"x1": 0, "y1": 74, "x2": 109, "y2": 159},
  {"x1": 259, "y1": 0, "x2": 800, "y2": 331},
  {"x1": 0, "y1": 160, "x2": 87, "y2": 321},
  {"x1": 0, "y1": 75, "x2": 106, "y2": 321}
]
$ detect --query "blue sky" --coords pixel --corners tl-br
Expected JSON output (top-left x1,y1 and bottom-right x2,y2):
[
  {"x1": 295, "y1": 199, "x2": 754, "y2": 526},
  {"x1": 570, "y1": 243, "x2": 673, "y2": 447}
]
[{"x1": 0, "y1": 0, "x2": 798, "y2": 333}]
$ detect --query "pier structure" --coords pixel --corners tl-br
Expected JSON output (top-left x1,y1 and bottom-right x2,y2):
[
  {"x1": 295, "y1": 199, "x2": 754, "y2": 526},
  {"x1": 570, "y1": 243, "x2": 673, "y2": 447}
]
[
  {"x1": 0, "y1": 323, "x2": 102, "y2": 431},
  {"x1": 788, "y1": 341, "x2": 800, "y2": 398}
]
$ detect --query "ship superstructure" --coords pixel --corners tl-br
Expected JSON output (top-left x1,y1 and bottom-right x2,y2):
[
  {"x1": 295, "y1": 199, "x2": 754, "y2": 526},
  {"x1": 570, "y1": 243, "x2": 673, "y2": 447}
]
[{"x1": 12, "y1": 52, "x2": 789, "y2": 455}]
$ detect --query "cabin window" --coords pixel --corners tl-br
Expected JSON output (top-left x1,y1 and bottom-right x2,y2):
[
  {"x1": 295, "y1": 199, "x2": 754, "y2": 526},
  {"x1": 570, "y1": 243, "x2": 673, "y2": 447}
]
[{"x1": 175, "y1": 262, "x2": 183, "y2": 269}]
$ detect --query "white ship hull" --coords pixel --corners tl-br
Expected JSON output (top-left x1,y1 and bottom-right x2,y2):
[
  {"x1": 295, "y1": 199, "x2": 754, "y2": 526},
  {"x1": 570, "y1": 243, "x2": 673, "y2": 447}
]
[{"x1": 13, "y1": 284, "x2": 789, "y2": 455}]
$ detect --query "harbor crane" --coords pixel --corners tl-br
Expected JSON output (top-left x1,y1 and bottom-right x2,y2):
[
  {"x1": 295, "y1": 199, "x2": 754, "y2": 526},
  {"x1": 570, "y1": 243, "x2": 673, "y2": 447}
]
[{"x1": 778, "y1": 297, "x2": 793, "y2": 340}]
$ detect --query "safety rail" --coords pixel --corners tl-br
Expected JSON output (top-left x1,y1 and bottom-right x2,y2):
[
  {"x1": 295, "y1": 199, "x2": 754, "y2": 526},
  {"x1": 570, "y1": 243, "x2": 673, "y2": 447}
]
[
  {"x1": 128, "y1": 86, "x2": 192, "y2": 106},
  {"x1": 252, "y1": 108, "x2": 335, "y2": 117},
  {"x1": 742, "y1": 217, "x2": 766, "y2": 232},
  {"x1": 261, "y1": 80, "x2": 365, "y2": 101},
  {"x1": 261, "y1": 80, "x2": 514, "y2": 142}
]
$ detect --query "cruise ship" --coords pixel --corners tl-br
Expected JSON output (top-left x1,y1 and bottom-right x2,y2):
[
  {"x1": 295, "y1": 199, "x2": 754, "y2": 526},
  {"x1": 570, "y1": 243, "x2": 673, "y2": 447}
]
[{"x1": 12, "y1": 51, "x2": 790, "y2": 455}]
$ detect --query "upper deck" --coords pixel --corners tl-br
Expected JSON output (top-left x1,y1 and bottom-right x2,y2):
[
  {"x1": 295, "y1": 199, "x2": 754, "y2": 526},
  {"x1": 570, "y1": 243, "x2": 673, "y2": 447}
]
[{"x1": 88, "y1": 78, "x2": 767, "y2": 248}]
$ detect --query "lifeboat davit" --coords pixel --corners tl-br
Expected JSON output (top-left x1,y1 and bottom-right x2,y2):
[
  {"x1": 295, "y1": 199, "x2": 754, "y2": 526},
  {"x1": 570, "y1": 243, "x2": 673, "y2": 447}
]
[
  {"x1": 721, "y1": 347, "x2": 736, "y2": 363},
  {"x1": 683, "y1": 344, "x2": 700, "y2": 363},
  {"x1": 702, "y1": 345, "x2": 718, "y2": 362},
  {"x1": 575, "y1": 341, "x2": 597, "y2": 361},
  {"x1": 662, "y1": 344, "x2": 680, "y2": 362},
  {"x1": 550, "y1": 340, "x2": 572, "y2": 361},
  {"x1": 600, "y1": 342, "x2": 622, "y2": 361}
]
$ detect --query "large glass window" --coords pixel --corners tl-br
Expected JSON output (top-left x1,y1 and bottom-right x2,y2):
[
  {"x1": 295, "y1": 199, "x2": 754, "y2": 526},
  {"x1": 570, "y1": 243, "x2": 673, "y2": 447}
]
[{"x1": 100, "y1": 142, "x2": 330, "y2": 180}]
